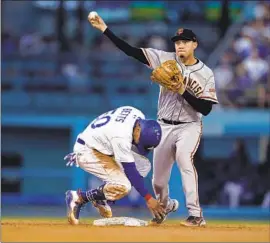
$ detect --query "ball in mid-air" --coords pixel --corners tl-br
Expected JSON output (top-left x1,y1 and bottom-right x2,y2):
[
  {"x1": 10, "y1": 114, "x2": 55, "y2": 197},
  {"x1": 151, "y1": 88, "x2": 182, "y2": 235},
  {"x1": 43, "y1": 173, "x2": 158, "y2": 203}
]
[{"x1": 88, "y1": 11, "x2": 98, "y2": 20}]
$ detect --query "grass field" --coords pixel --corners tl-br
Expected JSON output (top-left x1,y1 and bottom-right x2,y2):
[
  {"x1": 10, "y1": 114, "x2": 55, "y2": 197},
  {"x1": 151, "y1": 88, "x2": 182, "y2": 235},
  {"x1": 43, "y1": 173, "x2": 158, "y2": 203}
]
[{"x1": 1, "y1": 217, "x2": 269, "y2": 242}]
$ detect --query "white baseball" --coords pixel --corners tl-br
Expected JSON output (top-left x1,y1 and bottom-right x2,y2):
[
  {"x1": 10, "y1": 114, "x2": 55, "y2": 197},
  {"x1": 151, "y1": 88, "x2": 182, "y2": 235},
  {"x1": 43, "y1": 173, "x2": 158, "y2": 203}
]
[{"x1": 88, "y1": 11, "x2": 98, "y2": 19}]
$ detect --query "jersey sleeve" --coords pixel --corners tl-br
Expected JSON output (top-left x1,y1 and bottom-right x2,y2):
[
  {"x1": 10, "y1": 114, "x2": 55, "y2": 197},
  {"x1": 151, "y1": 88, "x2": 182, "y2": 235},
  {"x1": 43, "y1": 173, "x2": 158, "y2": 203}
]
[
  {"x1": 140, "y1": 48, "x2": 164, "y2": 69},
  {"x1": 199, "y1": 75, "x2": 219, "y2": 103},
  {"x1": 111, "y1": 137, "x2": 134, "y2": 163}
]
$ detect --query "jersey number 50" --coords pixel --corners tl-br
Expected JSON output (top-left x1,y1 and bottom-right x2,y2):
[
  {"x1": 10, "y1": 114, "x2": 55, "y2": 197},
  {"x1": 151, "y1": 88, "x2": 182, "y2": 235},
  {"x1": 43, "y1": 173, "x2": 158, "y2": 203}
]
[{"x1": 91, "y1": 109, "x2": 116, "y2": 129}]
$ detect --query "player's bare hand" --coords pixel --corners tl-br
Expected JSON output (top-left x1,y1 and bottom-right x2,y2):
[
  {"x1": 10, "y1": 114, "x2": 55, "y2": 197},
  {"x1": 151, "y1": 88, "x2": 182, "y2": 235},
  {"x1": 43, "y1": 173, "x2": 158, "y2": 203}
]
[
  {"x1": 146, "y1": 197, "x2": 165, "y2": 219},
  {"x1": 88, "y1": 14, "x2": 107, "y2": 33}
]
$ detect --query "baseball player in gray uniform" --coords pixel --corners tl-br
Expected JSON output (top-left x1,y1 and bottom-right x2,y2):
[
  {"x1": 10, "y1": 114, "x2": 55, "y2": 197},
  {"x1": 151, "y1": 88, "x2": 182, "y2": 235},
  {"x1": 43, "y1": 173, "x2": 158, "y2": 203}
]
[{"x1": 89, "y1": 14, "x2": 218, "y2": 227}]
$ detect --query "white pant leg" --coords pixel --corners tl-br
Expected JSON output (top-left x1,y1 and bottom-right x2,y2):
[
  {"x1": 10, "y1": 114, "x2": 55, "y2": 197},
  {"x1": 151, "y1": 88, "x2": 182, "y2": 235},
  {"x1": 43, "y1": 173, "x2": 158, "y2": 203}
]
[
  {"x1": 73, "y1": 142, "x2": 131, "y2": 191},
  {"x1": 175, "y1": 122, "x2": 203, "y2": 217},
  {"x1": 152, "y1": 123, "x2": 176, "y2": 207}
]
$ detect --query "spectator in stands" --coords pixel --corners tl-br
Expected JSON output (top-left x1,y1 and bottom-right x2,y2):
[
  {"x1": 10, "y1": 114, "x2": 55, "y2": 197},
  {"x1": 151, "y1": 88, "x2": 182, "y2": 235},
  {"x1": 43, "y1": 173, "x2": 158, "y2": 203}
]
[
  {"x1": 218, "y1": 0, "x2": 270, "y2": 108},
  {"x1": 233, "y1": 30, "x2": 253, "y2": 60},
  {"x1": 214, "y1": 54, "x2": 236, "y2": 106},
  {"x1": 241, "y1": 20, "x2": 260, "y2": 40},
  {"x1": 254, "y1": 1, "x2": 270, "y2": 21},
  {"x1": 61, "y1": 63, "x2": 88, "y2": 92},
  {"x1": 235, "y1": 64, "x2": 253, "y2": 90},
  {"x1": 214, "y1": 54, "x2": 234, "y2": 90},
  {"x1": 242, "y1": 49, "x2": 269, "y2": 84}
]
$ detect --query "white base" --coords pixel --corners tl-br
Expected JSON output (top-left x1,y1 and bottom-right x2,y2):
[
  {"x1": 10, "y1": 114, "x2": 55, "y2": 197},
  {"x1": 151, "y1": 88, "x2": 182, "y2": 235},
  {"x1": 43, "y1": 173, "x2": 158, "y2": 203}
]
[{"x1": 93, "y1": 217, "x2": 148, "y2": 227}]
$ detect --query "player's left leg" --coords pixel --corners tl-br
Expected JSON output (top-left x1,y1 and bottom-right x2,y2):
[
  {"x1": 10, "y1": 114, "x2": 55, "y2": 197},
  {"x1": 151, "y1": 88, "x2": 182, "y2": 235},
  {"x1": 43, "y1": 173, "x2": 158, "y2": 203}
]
[
  {"x1": 151, "y1": 123, "x2": 179, "y2": 223},
  {"x1": 175, "y1": 122, "x2": 206, "y2": 227}
]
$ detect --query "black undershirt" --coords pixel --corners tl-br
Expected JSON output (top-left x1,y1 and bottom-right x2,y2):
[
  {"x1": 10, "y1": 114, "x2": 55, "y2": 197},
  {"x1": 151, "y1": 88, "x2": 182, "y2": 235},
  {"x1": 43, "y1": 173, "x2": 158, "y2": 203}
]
[{"x1": 103, "y1": 28, "x2": 214, "y2": 116}]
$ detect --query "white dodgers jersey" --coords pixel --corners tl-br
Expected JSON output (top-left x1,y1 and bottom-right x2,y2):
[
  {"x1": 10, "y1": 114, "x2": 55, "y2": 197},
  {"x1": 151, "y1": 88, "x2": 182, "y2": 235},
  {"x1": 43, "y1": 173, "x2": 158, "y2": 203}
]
[
  {"x1": 141, "y1": 48, "x2": 219, "y2": 122},
  {"x1": 79, "y1": 106, "x2": 145, "y2": 164}
]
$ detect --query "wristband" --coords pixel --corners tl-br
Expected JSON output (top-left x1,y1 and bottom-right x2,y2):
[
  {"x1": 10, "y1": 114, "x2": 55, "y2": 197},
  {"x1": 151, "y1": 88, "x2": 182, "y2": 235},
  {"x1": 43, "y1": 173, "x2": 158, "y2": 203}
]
[{"x1": 144, "y1": 194, "x2": 152, "y2": 201}]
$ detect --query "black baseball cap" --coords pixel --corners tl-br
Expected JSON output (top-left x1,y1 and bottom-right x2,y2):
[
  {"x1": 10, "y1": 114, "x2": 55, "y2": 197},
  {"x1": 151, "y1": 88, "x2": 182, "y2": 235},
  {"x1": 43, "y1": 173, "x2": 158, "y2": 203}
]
[{"x1": 171, "y1": 28, "x2": 197, "y2": 42}]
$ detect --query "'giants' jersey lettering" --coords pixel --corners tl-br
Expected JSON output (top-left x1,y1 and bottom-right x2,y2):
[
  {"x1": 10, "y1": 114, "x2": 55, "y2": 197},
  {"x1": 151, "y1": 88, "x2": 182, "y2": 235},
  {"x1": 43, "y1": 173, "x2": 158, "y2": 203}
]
[
  {"x1": 141, "y1": 48, "x2": 218, "y2": 122},
  {"x1": 183, "y1": 76, "x2": 203, "y2": 97}
]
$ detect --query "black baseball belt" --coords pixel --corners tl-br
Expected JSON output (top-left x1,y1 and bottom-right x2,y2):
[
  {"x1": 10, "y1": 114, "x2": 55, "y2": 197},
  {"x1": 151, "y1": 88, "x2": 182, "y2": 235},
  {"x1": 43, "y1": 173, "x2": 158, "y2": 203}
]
[
  {"x1": 77, "y1": 138, "x2": 86, "y2": 145},
  {"x1": 159, "y1": 119, "x2": 190, "y2": 125}
]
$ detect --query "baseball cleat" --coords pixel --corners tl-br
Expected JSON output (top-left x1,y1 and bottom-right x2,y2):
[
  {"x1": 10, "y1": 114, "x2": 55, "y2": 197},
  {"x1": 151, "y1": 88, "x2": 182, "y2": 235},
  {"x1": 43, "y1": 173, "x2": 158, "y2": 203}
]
[
  {"x1": 65, "y1": 190, "x2": 86, "y2": 225},
  {"x1": 180, "y1": 216, "x2": 206, "y2": 227},
  {"x1": 92, "y1": 200, "x2": 113, "y2": 218},
  {"x1": 151, "y1": 199, "x2": 179, "y2": 224}
]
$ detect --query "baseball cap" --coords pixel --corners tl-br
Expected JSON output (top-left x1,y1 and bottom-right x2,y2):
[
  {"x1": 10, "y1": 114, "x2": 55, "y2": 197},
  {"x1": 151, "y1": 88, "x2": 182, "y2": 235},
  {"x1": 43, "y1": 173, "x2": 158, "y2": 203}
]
[
  {"x1": 171, "y1": 28, "x2": 197, "y2": 42},
  {"x1": 135, "y1": 119, "x2": 162, "y2": 156}
]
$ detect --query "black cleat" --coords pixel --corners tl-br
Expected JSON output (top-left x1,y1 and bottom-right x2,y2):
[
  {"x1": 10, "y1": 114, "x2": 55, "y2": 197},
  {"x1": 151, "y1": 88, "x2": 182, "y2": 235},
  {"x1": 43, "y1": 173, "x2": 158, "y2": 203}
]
[{"x1": 181, "y1": 216, "x2": 206, "y2": 227}]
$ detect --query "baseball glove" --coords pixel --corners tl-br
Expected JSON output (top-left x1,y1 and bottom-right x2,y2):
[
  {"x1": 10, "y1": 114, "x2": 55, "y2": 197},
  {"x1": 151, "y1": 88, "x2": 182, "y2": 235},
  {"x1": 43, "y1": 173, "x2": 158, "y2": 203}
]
[{"x1": 150, "y1": 60, "x2": 186, "y2": 94}]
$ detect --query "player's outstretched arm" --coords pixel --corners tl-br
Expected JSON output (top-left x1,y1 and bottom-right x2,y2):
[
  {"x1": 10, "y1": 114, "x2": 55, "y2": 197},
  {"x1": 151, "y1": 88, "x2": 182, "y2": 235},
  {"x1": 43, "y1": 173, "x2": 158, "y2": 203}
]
[
  {"x1": 122, "y1": 162, "x2": 165, "y2": 219},
  {"x1": 88, "y1": 13, "x2": 149, "y2": 65}
]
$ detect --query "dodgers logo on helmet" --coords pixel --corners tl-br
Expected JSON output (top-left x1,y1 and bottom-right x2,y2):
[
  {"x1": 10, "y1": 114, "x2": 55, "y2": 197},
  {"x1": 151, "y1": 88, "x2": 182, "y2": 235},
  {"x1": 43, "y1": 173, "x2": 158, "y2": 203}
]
[{"x1": 136, "y1": 119, "x2": 162, "y2": 156}]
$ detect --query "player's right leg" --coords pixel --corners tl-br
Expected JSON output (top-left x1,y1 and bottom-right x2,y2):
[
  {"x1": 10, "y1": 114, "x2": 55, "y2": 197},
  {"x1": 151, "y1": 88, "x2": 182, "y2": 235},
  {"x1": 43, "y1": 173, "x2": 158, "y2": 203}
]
[
  {"x1": 175, "y1": 122, "x2": 206, "y2": 227},
  {"x1": 151, "y1": 123, "x2": 178, "y2": 223}
]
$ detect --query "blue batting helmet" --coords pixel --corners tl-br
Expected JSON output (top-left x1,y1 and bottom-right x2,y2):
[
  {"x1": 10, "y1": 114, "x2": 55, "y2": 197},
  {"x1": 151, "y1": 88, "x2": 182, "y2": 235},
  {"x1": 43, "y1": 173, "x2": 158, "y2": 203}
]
[{"x1": 135, "y1": 119, "x2": 162, "y2": 156}]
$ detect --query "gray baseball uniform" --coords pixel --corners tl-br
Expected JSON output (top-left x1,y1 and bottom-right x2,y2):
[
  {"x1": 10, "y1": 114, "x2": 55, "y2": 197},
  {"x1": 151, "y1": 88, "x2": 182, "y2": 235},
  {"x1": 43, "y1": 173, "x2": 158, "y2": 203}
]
[{"x1": 141, "y1": 48, "x2": 218, "y2": 217}]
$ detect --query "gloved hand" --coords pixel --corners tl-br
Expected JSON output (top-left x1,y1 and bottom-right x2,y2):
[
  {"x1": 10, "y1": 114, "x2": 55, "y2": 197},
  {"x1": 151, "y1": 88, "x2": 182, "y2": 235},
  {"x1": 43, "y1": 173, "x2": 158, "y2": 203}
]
[
  {"x1": 146, "y1": 197, "x2": 165, "y2": 220},
  {"x1": 151, "y1": 60, "x2": 186, "y2": 94},
  {"x1": 64, "y1": 152, "x2": 79, "y2": 167}
]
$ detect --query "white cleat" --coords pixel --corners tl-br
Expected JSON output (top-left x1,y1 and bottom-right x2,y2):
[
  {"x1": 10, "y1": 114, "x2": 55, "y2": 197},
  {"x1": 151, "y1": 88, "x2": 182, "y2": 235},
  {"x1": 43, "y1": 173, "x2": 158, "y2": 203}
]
[{"x1": 65, "y1": 190, "x2": 85, "y2": 225}]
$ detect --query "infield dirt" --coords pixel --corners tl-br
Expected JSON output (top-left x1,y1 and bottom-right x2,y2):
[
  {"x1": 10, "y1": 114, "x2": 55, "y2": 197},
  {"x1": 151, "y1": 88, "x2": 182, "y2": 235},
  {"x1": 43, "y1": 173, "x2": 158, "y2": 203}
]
[{"x1": 1, "y1": 219, "x2": 269, "y2": 242}]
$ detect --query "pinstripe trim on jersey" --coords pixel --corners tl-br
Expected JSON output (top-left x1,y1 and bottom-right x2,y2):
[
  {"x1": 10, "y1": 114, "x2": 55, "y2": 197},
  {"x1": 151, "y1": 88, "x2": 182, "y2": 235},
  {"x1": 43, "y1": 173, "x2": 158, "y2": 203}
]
[
  {"x1": 141, "y1": 48, "x2": 152, "y2": 68},
  {"x1": 189, "y1": 62, "x2": 205, "y2": 75},
  {"x1": 190, "y1": 122, "x2": 203, "y2": 217},
  {"x1": 175, "y1": 54, "x2": 184, "y2": 75}
]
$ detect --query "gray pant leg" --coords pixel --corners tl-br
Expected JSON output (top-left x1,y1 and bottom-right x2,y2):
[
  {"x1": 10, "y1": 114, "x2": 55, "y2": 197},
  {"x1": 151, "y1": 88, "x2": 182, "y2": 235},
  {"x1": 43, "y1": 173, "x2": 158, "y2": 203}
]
[
  {"x1": 175, "y1": 123, "x2": 203, "y2": 217},
  {"x1": 152, "y1": 124, "x2": 176, "y2": 207}
]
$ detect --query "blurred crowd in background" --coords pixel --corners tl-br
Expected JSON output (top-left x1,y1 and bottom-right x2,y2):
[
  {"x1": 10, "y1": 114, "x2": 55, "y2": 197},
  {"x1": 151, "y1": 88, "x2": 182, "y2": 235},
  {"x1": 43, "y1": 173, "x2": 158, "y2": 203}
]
[
  {"x1": 3, "y1": 0, "x2": 269, "y2": 109},
  {"x1": 214, "y1": 1, "x2": 270, "y2": 108},
  {"x1": 2, "y1": 1, "x2": 270, "y2": 209}
]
